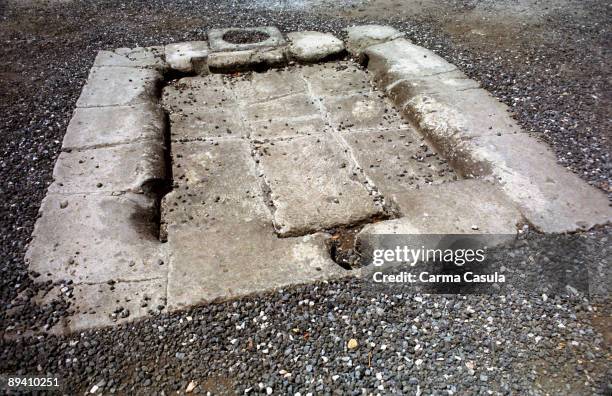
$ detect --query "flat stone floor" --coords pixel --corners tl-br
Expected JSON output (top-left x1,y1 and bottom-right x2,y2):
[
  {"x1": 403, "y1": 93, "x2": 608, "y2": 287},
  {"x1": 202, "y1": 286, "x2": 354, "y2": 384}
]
[{"x1": 159, "y1": 61, "x2": 463, "y2": 311}]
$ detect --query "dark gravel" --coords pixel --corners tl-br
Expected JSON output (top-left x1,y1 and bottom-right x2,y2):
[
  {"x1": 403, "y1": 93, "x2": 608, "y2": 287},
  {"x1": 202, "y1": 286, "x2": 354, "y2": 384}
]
[{"x1": 1, "y1": 0, "x2": 610, "y2": 394}]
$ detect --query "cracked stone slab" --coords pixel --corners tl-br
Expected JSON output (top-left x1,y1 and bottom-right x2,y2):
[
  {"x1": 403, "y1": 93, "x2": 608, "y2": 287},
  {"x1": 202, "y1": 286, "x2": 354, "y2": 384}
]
[
  {"x1": 345, "y1": 25, "x2": 405, "y2": 58},
  {"x1": 163, "y1": 75, "x2": 246, "y2": 140},
  {"x1": 343, "y1": 128, "x2": 457, "y2": 195},
  {"x1": 324, "y1": 92, "x2": 407, "y2": 132},
  {"x1": 450, "y1": 134, "x2": 612, "y2": 232},
  {"x1": 53, "y1": 278, "x2": 167, "y2": 334},
  {"x1": 300, "y1": 62, "x2": 373, "y2": 97},
  {"x1": 92, "y1": 46, "x2": 167, "y2": 71},
  {"x1": 165, "y1": 41, "x2": 209, "y2": 73},
  {"x1": 61, "y1": 103, "x2": 165, "y2": 151},
  {"x1": 287, "y1": 31, "x2": 345, "y2": 62},
  {"x1": 76, "y1": 66, "x2": 162, "y2": 108},
  {"x1": 365, "y1": 38, "x2": 457, "y2": 87},
  {"x1": 208, "y1": 26, "x2": 286, "y2": 52},
  {"x1": 25, "y1": 193, "x2": 165, "y2": 284},
  {"x1": 207, "y1": 47, "x2": 287, "y2": 72},
  {"x1": 49, "y1": 141, "x2": 166, "y2": 194},
  {"x1": 255, "y1": 135, "x2": 381, "y2": 236}
]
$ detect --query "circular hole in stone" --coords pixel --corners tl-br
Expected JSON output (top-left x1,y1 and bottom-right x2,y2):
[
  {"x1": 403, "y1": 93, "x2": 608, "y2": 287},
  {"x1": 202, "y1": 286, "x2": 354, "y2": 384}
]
[{"x1": 222, "y1": 29, "x2": 270, "y2": 44}]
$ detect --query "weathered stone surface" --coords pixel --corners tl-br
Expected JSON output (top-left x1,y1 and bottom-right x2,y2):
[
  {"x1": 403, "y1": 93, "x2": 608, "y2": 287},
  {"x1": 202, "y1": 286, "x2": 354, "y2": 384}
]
[
  {"x1": 232, "y1": 68, "x2": 308, "y2": 103},
  {"x1": 364, "y1": 37, "x2": 612, "y2": 232},
  {"x1": 256, "y1": 135, "x2": 381, "y2": 236},
  {"x1": 365, "y1": 38, "x2": 456, "y2": 87},
  {"x1": 25, "y1": 193, "x2": 165, "y2": 284},
  {"x1": 93, "y1": 46, "x2": 166, "y2": 70},
  {"x1": 62, "y1": 103, "x2": 165, "y2": 150},
  {"x1": 287, "y1": 31, "x2": 345, "y2": 62},
  {"x1": 345, "y1": 25, "x2": 404, "y2": 58},
  {"x1": 324, "y1": 92, "x2": 406, "y2": 132},
  {"x1": 50, "y1": 141, "x2": 166, "y2": 194},
  {"x1": 207, "y1": 47, "x2": 288, "y2": 72},
  {"x1": 165, "y1": 41, "x2": 209, "y2": 73},
  {"x1": 248, "y1": 115, "x2": 329, "y2": 140},
  {"x1": 300, "y1": 62, "x2": 373, "y2": 97},
  {"x1": 355, "y1": 180, "x2": 523, "y2": 266},
  {"x1": 162, "y1": 140, "x2": 345, "y2": 308},
  {"x1": 450, "y1": 134, "x2": 612, "y2": 233},
  {"x1": 54, "y1": 279, "x2": 167, "y2": 334},
  {"x1": 343, "y1": 129, "x2": 457, "y2": 195},
  {"x1": 163, "y1": 75, "x2": 247, "y2": 140},
  {"x1": 76, "y1": 67, "x2": 162, "y2": 108},
  {"x1": 208, "y1": 26, "x2": 286, "y2": 52}
]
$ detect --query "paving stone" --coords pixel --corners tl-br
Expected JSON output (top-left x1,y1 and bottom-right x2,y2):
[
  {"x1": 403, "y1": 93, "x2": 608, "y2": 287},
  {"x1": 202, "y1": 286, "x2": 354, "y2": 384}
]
[
  {"x1": 49, "y1": 141, "x2": 166, "y2": 194},
  {"x1": 165, "y1": 41, "x2": 209, "y2": 73},
  {"x1": 300, "y1": 61, "x2": 373, "y2": 97},
  {"x1": 163, "y1": 75, "x2": 246, "y2": 140},
  {"x1": 61, "y1": 103, "x2": 165, "y2": 150},
  {"x1": 364, "y1": 38, "x2": 457, "y2": 87},
  {"x1": 345, "y1": 25, "x2": 404, "y2": 58},
  {"x1": 449, "y1": 134, "x2": 612, "y2": 233},
  {"x1": 324, "y1": 92, "x2": 406, "y2": 132},
  {"x1": 248, "y1": 115, "x2": 329, "y2": 140},
  {"x1": 164, "y1": 140, "x2": 265, "y2": 214},
  {"x1": 287, "y1": 31, "x2": 345, "y2": 62},
  {"x1": 92, "y1": 46, "x2": 167, "y2": 70},
  {"x1": 54, "y1": 279, "x2": 167, "y2": 334},
  {"x1": 208, "y1": 26, "x2": 286, "y2": 52},
  {"x1": 255, "y1": 135, "x2": 381, "y2": 236},
  {"x1": 343, "y1": 128, "x2": 457, "y2": 195},
  {"x1": 25, "y1": 193, "x2": 165, "y2": 284},
  {"x1": 76, "y1": 66, "x2": 162, "y2": 108},
  {"x1": 207, "y1": 47, "x2": 287, "y2": 73},
  {"x1": 161, "y1": 140, "x2": 344, "y2": 308},
  {"x1": 230, "y1": 68, "x2": 307, "y2": 103}
]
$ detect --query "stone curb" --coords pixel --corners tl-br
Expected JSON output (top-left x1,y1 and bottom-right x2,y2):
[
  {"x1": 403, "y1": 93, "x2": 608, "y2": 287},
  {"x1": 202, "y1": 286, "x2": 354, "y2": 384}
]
[{"x1": 364, "y1": 38, "x2": 612, "y2": 233}]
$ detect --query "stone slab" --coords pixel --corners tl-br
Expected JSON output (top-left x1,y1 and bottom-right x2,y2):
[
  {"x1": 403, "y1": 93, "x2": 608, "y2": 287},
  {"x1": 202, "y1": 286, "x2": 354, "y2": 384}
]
[
  {"x1": 76, "y1": 66, "x2": 162, "y2": 108},
  {"x1": 300, "y1": 62, "x2": 373, "y2": 97},
  {"x1": 49, "y1": 141, "x2": 166, "y2": 194},
  {"x1": 324, "y1": 92, "x2": 407, "y2": 132},
  {"x1": 165, "y1": 41, "x2": 209, "y2": 73},
  {"x1": 451, "y1": 134, "x2": 612, "y2": 233},
  {"x1": 163, "y1": 75, "x2": 247, "y2": 140},
  {"x1": 256, "y1": 135, "x2": 382, "y2": 236},
  {"x1": 287, "y1": 31, "x2": 345, "y2": 62},
  {"x1": 242, "y1": 93, "x2": 329, "y2": 139},
  {"x1": 208, "y1": 26, "x2": 286, "y2": 52},
  {"x1": 343, "y1": 129, "x2": 457, "y2": 195},
  {"x1": 25, "y1": 193, "x2": 165, "y2": 284},
  {"x1": 345, "y1": 25, "x2": 404, "y2": 58},
  {"x1": 364, "y1": 38, "x2": 457, "y2": 87},
  {"x1": 231, "y1": 68, "x2": 308, "y2": 103},
  {"x1": 207, "y1": 47, "x2": 287, "y2": 72},
  {"x1": 54, "y1": 278, "x2": 167, "y2": 334},
  {"x1": 92, "y1": 46, "x2": 167, "y2": 70},
  {"x1": 62, "y1": 103, "x2": 165, "y2": 150}
]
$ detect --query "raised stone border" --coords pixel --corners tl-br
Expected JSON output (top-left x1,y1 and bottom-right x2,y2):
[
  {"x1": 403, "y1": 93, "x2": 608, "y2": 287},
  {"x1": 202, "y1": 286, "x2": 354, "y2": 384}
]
[{"x1": 23, "y1": 25, "x2": 612, "y2": 334}]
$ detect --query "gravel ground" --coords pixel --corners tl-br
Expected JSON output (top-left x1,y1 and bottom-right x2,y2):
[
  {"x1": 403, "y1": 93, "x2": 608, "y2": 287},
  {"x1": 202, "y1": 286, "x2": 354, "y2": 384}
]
[{"x1": 0, "y1": 0, "x2": 610, "y2": 394}]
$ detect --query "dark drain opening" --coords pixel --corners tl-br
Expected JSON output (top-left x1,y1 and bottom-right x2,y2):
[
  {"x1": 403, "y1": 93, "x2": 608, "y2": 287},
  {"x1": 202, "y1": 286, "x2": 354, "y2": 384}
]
[
  {"x1": 222, "y1": 29, "x2": 270, "y2": 44},
  {"x1": 327, "y1": 226, "x2": 362, "y2": 270}
]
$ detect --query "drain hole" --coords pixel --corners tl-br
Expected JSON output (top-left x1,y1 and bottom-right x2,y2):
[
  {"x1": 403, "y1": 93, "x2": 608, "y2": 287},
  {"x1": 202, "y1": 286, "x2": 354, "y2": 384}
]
[
  {"x1": 222, "y1": 29, "x2": 270, "y2": 44},
  {"x1": 327, "y1": 226, "x2": 363, "y2": 270}
]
